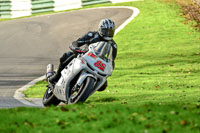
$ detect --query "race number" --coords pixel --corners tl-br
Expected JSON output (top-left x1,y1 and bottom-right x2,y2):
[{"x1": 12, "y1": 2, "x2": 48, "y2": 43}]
[{"x1": 94, "y1": 61, "x2": 106, "y2": 72}]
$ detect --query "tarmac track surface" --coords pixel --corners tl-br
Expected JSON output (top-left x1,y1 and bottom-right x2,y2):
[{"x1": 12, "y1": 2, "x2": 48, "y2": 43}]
[{"x1": 0, "y1": 7, "x2": 133, "y2": 108}]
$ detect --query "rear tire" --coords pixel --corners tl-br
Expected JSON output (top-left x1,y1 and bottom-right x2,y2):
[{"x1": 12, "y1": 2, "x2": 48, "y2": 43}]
[
  {"x1": 68, "y1": 77, "x2": 95, "y2": 104},
  {"x1": 43, "y1": 87, "x2": 60, "y2": 107}
]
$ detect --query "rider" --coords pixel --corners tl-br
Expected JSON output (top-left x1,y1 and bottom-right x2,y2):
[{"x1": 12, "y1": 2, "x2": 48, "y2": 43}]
[{"x1": 48, "y1": 18, "x2": 117, "y2": 91}]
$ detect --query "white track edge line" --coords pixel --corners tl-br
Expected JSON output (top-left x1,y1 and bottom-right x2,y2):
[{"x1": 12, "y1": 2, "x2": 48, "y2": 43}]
[{"x1": 13, "y1": 6, "x2": 140, "y2": 107}]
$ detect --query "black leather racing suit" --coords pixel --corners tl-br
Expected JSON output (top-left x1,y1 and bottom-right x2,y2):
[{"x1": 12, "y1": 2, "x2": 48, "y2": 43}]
[{"x1": 49, "y1": 31, "x2": 117, "y2": 91}]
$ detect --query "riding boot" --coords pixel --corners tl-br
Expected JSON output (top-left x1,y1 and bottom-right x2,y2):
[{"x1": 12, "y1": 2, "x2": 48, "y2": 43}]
[{"x1": 48, "y1": 64, "x2": 64, "y2": 84}]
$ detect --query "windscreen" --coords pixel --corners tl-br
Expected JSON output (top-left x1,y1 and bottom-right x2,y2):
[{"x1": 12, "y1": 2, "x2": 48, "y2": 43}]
[{"x1": 92, "y1": 41, "x2": 113, "y2": 63}]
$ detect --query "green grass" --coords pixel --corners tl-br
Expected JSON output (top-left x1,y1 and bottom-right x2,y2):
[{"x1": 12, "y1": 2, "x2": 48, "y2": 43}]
[
  {"x1": 0, "y1": 18, "x2": 11, "y2": 22},
  {"x1": 2, "y1": 0, "x2": 200, "y2": 132},
  {"x1": 24, "y1": 80, "x2": 47, "y2": 98},
  {"x1": 1, "y1": 103, "x2": 200, "y2": 133}
]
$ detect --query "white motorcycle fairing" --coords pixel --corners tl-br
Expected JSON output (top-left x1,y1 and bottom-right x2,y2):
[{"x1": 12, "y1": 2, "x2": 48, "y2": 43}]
[
  {"x1": 43, "y1": 41, "x2": 114, "y2": 106},
  {"x1": 53, "y1": 43, "x2": 113, "y2": 103}
]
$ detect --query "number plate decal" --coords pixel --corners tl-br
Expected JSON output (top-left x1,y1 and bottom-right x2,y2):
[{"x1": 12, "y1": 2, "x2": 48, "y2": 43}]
[{"x1": 94, "y1": 61, "x2": 106, "y2": 72}]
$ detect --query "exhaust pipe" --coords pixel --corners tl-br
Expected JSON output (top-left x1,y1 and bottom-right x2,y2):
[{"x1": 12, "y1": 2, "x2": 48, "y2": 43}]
[{"x1": 46, "y1": 64, "x2": 54, "y2": 79}]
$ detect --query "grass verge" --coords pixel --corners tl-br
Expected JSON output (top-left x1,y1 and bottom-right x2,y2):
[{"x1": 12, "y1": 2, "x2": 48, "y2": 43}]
[{"x1": 2, "y1": 0, "x2": 200, "y2": 132}]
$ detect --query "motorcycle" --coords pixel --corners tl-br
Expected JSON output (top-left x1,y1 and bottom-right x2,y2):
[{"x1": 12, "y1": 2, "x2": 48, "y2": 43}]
[{"x1": 43, "y1": 41, "x2": 114, "y2": 106}]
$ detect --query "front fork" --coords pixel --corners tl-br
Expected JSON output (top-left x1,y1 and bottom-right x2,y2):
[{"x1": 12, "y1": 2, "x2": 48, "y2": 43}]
[
  {"x1": 73, "y1": 71, "x2": 107, "y2": 97},
  {"x1": 76, "y1": 71, "x2": 96, "y2": 86}
]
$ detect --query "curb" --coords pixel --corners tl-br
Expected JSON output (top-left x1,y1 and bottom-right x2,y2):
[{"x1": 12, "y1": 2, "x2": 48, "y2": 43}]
[
  {"x1": 13, "y1": 6, "x2": 140, "y2": 107},
  {"x1": 13, "y1": 75, "x2": 45, "y2": 107}
]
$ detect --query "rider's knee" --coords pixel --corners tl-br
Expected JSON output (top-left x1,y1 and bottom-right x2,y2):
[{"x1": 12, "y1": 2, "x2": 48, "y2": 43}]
[{"x1": 60, "y1": 52, "x2": 73, "y2": 63}]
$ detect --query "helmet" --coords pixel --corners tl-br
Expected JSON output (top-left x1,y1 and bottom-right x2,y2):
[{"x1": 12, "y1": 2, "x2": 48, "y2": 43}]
[{"x1": 98, "y1": 18, "x2": 115, "y2": 41}]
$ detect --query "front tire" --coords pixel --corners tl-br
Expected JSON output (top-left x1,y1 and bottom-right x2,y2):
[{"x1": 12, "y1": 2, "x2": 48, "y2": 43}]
[
  {"x1": 68, "y1": 77, "x2": 95, "y2": 104},
  {"x1": 43, "y1": 86, "x2": 60, "y2": 107}
]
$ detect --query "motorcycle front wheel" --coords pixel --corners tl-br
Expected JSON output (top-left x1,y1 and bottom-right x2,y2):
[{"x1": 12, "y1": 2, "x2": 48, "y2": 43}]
[
  {"x1": 68, "y1": 77, "x2": 95, "y2": 104},
  {"x1": 43, "y1": 86, "x2": 60, "y2": 107}
]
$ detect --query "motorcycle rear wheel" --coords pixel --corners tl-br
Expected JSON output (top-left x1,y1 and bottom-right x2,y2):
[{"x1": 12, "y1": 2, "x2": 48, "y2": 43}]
[
  {"x1": 43, "y1": 86, "x2": 60, "y2": 107},
  {"x1": 68, "y1": 77, "x2": 95, "y2": 104}
]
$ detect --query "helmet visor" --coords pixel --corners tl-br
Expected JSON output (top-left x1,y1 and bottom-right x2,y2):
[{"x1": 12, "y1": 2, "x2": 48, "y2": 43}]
[{"x1": 101, "y1": 28, "x2": 115, "y2": 38}]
